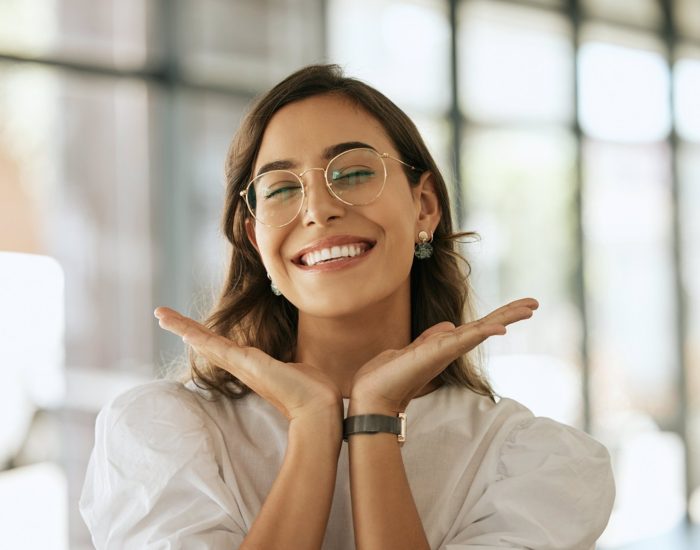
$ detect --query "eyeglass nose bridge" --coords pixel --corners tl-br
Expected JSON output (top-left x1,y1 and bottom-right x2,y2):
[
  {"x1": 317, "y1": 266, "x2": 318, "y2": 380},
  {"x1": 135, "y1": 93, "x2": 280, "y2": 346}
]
[
  {"x1": 296, "y1": 166, "x2": 333, "y2": 192},
  {"x1": 297, "y1": 165, "x2": 359, "y2": 208},
  {"x1": 296, "y1": 165, "x2": 340, "y2": 198},
  {"x1": 297, "y1": 166, "x2": 326, "y2": 179}
]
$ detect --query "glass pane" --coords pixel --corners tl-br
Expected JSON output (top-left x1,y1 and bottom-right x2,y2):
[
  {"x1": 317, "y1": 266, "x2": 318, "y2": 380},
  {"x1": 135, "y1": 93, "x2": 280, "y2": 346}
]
[
  {"x1": 0, "y1": 62, "x2": 154, "y2": 376},
  {"x1": 0, "y1": 0, "x2": 154, "y2": 69},
  {"x1": 410, "y1": 114, "x2": 452, "y2": 186},
  {"x1": 327, "y1": 0, "x2": 450, "y2": 114},
  {"x1": 582, "y1": 0, "x2": 662, "y2": 30},
  {"x1": 679, "y1": 142, "x2": 700, "y2": 523},
  {"x1": 179, "y1": 91, "x2": 249, "y2": 302},
  {"x1": 584, "y1": 140, "x2": 685, "y2": 544},
  {"x1": 675, "y1": 57, "x2": 700, "y2": 142},
  {"x1": 584, "y1": 140, "x2": 677, "y2": 422},
  {"x1": 675, "y1": 0, "x2": 700, "y2": 40},
  {"x1": 461, "y1": 128, "x2": 582, "y2": 425},
  {"x1": 579, "y1": 34, "x2": 670, "y2": 142},
  {"x1": 529, "y1": 0, "x2": 564, "y2": 6},
  {"x1": 458, "y1": 0, "x2": 573, "y2": 124},
  {"x1": 178, "y1": 0, "x2": 324, "y2": 91}
]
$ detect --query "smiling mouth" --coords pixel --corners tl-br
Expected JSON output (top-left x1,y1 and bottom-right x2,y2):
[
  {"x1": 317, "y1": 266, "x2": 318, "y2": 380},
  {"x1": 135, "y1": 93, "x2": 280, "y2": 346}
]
[{"x1": 299, "y1": 242, "x2": 372, "y2": 267}]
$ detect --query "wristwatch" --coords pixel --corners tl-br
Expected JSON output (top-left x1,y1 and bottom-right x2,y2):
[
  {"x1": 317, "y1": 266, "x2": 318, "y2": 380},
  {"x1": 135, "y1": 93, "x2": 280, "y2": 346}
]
[{"x1": 343, "y1": 413, "x2": 407, "y2": 446}]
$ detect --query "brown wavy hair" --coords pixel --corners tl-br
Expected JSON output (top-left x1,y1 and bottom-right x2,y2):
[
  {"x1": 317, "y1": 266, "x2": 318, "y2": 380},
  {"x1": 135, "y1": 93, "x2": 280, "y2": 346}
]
[{"x1": 184, "y1": 64, "x2": 494, "y2": 401}]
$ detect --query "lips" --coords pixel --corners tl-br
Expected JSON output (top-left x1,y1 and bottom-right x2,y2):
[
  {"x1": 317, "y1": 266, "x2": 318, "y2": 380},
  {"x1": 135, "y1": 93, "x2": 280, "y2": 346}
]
[{"x1": 292, "y1": 235, "x2": 376, "y2": 266}]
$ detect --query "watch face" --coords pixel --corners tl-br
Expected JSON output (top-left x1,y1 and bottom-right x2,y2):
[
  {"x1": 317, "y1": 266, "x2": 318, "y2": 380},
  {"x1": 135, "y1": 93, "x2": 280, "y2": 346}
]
[{"x1": 398, "y1": 412, "x2": 407, "y2": 443}]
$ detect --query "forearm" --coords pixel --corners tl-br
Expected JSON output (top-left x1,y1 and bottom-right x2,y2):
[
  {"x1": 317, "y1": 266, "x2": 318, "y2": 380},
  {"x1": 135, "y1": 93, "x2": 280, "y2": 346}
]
[
  {"x1": 347, "y1": 400, "x2": 430, "y2": 550},
  {"x1": 241, "y1": 413, "x2": 342, "y2": 550}
]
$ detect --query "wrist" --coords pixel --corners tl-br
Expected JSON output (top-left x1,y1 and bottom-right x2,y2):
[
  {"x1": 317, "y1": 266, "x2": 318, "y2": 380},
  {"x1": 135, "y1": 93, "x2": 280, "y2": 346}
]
[
  {"x1": 348, "y1": 396, "x2": 399, "y2": 417},
  {"x1": 289, "y1": 407, "x2": 343, "y2": 444},
  {"x1": 343, "y1": 411, "x2": 407, "y2": 445}
]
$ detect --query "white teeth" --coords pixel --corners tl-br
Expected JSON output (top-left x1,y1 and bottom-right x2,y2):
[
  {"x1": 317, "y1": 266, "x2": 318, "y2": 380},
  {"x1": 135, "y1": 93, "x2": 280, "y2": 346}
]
[{"x1": 300, "y1": 243, "x2": 368, "y2": 266}]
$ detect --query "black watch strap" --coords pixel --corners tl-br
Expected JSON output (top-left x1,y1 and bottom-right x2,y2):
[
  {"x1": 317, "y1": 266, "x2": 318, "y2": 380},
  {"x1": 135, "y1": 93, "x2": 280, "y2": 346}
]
[{"x1": 343, "y1": 413, "x2": 407, "y2": 444}]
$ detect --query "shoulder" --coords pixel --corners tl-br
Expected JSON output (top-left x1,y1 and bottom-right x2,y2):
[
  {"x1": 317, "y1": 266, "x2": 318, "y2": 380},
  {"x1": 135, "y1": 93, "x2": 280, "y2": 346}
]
[
  {"x1": 81, "y1": 380, "x2": 249, "y2": 546},
  {"x1": 98, "y1": 379, "x2": 286, "y2": 454},
  {"x1": 466, "y1": 394, "x2": 613, "y2": 484},
  {"x1": 105, "y1": 378, "x2": 202, "y2": 409},
  {"x1": 417, "y1": 385, "x2": 534, "y2": 445},
  {"x1": 437, "y1": 387, "x2": 611, "y2": 463},
  {"x1": 98, "y1": 379, "x2": 207, "y2": 433},
  {"x1": 94, "y1": 380, "x2": 215, "y2": 481},
  {"x1": 427, "y1": 386, "x2": 614, "y2": 505},
  {"x1": 491, "y1": 397, "x2": 612, "y2": 477},
  {"x1": 492, "y1": 399, "x2": 615, "y2": 543},
  {"x1": 438, "y1": 391, "x2": 615, "y2": 548}
]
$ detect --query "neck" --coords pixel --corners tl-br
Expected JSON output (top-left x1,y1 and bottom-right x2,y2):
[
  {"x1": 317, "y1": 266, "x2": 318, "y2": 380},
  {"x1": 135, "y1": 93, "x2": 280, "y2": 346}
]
[{"x1": 295, "y1": 287, "x2": 413, "y2": 398}]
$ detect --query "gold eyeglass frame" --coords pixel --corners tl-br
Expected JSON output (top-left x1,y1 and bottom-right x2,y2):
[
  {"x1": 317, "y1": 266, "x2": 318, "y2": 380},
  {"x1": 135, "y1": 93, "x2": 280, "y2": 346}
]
[{"x1": 239, "y1": 147, "x2": 418, "y2": 228}]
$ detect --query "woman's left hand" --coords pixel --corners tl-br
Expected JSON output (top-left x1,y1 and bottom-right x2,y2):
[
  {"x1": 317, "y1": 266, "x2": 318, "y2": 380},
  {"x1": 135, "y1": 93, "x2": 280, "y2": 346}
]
[{"x1": 349, "y1": 298, "x2": 539, "y2": 414}]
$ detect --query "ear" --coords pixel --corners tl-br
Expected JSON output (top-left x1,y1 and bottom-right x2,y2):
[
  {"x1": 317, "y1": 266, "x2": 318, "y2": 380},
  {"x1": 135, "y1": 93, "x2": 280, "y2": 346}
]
[
  {"x1": 412, "y1": 171, "x2": 441, "y2": 235},
  {"x1": 244, "y1": 218, "x2": 260, "y2": 254}
]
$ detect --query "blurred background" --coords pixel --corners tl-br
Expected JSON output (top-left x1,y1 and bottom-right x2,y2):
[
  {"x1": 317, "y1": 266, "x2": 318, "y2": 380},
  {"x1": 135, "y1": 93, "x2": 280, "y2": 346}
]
[{"x1": 0, "y1": 0, "x2": 699, "y2": 548}]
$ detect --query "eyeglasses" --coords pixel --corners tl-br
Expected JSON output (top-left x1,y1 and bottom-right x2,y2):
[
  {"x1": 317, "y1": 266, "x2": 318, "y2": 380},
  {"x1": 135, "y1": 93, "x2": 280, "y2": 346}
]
[{"x1": 239, "y1": 147, "x2": 417, "y2": 228}]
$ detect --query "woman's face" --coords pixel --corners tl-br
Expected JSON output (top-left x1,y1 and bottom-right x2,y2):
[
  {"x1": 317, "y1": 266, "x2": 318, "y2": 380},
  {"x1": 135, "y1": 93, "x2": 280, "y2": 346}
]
[{"x1": 246, "y1": 93, "x2": 435, "y2": 318}]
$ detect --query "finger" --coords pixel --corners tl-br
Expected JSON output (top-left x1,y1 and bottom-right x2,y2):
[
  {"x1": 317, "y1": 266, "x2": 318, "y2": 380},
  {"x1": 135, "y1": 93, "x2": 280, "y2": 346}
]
[
  {"x1": 484, "y1": 298, "x2": 539, "y2": 319},
  {"x1": 404, "y1": 321, "x2": 502, "y2": 374},
  {"x1": 450, "y1": 301, "x2": 539, "y2": 352},
  {"x1": 405, "y1": 300, "x2": 538, "y2": 371},
  {"x1": 477, "y1": 298, "x2": 538, "y2": 327},
  {"x1": 154, "y1": 307, "x2": 208, "y2": 343},
  {"x1": 432, "y1": 313, "x2": 524, "y2": 360},
  {"x1": 504, "y1": 297, "x2": 539, "y2": 310},
  {"x1": 389, "y1": 301, "x2": 535, "y2": 393},
  {"x1": 376, "y1": 325, "x2": 490, "y2": 398},
  {"x1": 155, "y1": 308, "x2": 233, "y2": 363},
  {"x1": 447, "y1": 321, "x2": 506, "y2": 351}
]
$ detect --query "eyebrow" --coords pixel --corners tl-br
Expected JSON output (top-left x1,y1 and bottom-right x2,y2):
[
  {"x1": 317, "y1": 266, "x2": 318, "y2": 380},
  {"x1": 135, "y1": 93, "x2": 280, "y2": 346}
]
[{"x1": 255, "y1": 141, "x2": 377, "y2": 177}]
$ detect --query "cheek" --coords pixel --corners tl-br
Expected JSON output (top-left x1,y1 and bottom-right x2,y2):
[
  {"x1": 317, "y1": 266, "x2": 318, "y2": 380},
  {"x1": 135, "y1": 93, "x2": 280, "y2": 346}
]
[
  {"x1": 253, "y1": 230, "x2": 286, "y2": 273},
  {"x1": 385, "y1": 201, "x2": 418, "y2": 249},
  {"x1": 373, "y1": 213, "x2": 417, "y2": 283}
]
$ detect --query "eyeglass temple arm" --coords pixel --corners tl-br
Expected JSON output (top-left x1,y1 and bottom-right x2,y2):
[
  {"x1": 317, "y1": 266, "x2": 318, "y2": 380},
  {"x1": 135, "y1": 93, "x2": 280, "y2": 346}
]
[{"x1": 380, "y1": 153, "x2": 420, "y2": 172}]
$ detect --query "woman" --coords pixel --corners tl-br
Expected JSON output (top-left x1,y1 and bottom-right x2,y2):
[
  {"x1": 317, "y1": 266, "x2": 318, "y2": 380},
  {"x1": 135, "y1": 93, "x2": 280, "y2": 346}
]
[{"x1": 80, "y1": 64, "x2": 615, "y2": 549}]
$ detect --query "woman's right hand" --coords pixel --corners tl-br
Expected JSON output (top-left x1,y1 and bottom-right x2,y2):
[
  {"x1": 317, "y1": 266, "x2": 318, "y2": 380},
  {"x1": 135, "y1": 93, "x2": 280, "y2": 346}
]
[{"x1": 154, "y1": 307, "x2": 343, "y2": 424}]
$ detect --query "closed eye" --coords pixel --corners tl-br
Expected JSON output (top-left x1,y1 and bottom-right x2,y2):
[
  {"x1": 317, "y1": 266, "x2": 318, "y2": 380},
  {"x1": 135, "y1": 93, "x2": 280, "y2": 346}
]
[
  {"x1": 263, "y1": 185, "x2": 302, "y2": 200},
  {"x1": 331, "y1": 168, "x2": 375, "y2": 184}
]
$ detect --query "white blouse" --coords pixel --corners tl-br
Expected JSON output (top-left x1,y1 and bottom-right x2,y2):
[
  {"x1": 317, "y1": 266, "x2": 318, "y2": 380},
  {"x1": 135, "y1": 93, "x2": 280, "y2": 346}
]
[{"x1": 80, "y1": 379, "x2": 615, "y2": 549}]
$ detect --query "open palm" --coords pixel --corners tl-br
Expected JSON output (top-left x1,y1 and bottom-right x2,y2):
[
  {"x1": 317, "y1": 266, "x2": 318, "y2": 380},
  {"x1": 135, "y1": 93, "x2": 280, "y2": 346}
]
[
  {"x1": 350, "y1": 298, "x2": 539, "y2": 413},
  {"x1": 154, "y1": 307, "x2": 343, "y2": 422}
]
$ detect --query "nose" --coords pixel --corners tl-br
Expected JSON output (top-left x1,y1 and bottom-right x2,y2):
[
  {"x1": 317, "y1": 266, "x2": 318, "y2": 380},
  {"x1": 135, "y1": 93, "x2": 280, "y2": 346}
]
[{"x1": 300, "y1": 168, "x2": 345, "y2": 226}]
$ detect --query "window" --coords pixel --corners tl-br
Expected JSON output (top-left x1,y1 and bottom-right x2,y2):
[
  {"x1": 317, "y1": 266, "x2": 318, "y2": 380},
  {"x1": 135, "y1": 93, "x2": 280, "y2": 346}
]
[{"x1": 2, "y1": 1, "x2": 699, "y2": 548}]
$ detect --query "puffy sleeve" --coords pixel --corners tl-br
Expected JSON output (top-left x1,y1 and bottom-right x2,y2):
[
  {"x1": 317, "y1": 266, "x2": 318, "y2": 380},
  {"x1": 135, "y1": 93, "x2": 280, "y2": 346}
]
[
  {"x1": 79, "y1": 381, "x2": 246, "y2": 549},
  {"x1": 445, "y1": 416, "x2": 615, "y2": 550}
]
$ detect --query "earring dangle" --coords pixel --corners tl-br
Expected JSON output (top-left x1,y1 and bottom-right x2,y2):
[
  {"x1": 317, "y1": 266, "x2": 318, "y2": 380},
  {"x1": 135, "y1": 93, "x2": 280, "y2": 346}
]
[
  {"x1": 414, "y1": 230, "x2": 433, "y2": 260},
  {"x1": 267, "y1": 272, "x2": 282, "y2": 296}
]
